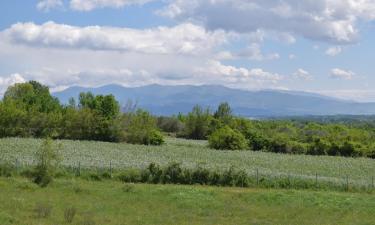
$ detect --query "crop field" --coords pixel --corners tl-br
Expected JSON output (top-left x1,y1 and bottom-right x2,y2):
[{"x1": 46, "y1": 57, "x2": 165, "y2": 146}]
[{"x1": 0, "y1": 137, "x2": 374, "y2": 188}]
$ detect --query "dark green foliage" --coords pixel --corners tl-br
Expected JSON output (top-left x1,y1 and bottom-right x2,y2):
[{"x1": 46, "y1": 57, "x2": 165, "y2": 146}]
[
  {"x1": 0, "y1": 163, "x2": 13, "y2": 177},
  {"x1": 117, "y1": 163, "x2": 250, "y2": 188},
  {"x1": 183, "y1": 105, "x2": 212, "y2": 140},
  {"x1": 208, "y1": 126, "x2": 248, "y2": 150},
  {"x1": 157, "y1": 116, "x2": 184, "y2": 133},
  {"x1": 214, "y1": 102, "x2": 233, "y2": 125}
]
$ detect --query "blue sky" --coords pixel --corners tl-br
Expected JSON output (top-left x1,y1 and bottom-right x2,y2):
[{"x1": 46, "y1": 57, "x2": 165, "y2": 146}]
[{"x1": 0, "y1": 0, "x2": 374, "y2": 101}]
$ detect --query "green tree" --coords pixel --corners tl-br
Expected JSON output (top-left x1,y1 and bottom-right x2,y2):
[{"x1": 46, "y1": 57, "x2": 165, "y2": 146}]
[
  {"x1": 208, "y1": 126, "x2": 248, "y2": 150},
  {"x1": 214, "y1": 102, "x2": 233, "y2": 125},
  {"x1": 123, "y1": 109, "x2": 164, "y2": 145},
  {"x1": 183, "y1": 105, "x2": 212, "y2": 140}
]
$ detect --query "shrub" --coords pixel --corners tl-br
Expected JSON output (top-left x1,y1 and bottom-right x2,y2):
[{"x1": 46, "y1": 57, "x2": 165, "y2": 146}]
[
  {"x1": 148, "y1": 130, "x2": 165, "y2": 146},
  {"x1": 32, "y1": 138, "x2": 60, "y2": 187},
  {"x1": 157, "y1": 116, "x2": 184, "y2": 133},
  {"x1": 123, "y1": 110, "x2": 165, "y2": 145},
  {"x1": 163, "y1": 163, "x2": 185, "y2": 184},
  {"x1": 208, "y1": 126, "x2": 248, "y2": 150}
]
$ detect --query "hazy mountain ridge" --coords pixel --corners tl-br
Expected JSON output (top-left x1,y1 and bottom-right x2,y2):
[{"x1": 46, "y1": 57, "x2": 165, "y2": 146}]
[{"x1": 53, "y1": 84, "x2": 375, "y2": 117}]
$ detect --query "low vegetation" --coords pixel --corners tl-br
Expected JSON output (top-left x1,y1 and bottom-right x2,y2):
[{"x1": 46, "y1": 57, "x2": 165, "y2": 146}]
[{"x1": 0, "y1": 177, "x2": 374, "y2": 225}]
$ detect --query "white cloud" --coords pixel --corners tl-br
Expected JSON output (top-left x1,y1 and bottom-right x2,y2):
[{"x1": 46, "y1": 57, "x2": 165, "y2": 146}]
[
  {"x1": 69, "y1": 0, "x2": 153, "y2": 11},
  {"x1": 37, "y1": 0, "x2": 63, "y2": 12},
  {"x1": 0, "y1": 36, "x2": 283, "y2": 91},
  {"x1": 293, "y1": 69, "x2": 312, "y2": 80},
  {"x1": 289, "y1": 54, "x2": 296, "y2": 59},
  {"x1": 330, "y1": 68, "x2": 356, "y2": 80},
  {"x1": 195, "y1": 60, "x2": 282, "y2": 85},
  {"x1": 0, "y1": 73, "x2": 26, "y2": 95},
  {"x1": 159, "y1": 0, "x2": 375, "y2": 44},
  {"x1": 236, "y1": 44, "x2": 280, "y2": 61},
  {"x1": 3, "y1": 21, "x2": 227, "y2": 55},
  {"x1": 325, "y1": 46, "x2": 342, "y2": 56}
]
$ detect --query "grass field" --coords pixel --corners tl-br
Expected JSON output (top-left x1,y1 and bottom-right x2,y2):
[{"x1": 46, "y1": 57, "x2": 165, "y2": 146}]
[
  {"x1": 0, "y1": 177, "x2": 374, "y2": 225},
  {"x1": 0, "y1": 137, "x2": 375, "y2": 188}
]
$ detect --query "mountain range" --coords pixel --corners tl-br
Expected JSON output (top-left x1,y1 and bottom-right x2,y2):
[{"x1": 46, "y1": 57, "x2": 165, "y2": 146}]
[{"x1": 53, "y1": 84, "x2": 375, "y2": 117}]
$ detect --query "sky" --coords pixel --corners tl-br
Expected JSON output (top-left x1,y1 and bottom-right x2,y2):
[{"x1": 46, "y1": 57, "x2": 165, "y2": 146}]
[{"x1": 0, "y1": 0, "x2": 375, "y2": 102}]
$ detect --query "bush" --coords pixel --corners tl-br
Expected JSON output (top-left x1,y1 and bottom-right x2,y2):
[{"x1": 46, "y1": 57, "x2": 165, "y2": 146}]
[
  {"x1": 123, "y1": 110, "x2": 165, "y2": 145},
  {"x1": 208, "y1": 126, "x2": 248, "y2": 150},
  {"x1": 148, "y1": 130, "x2": 165, "y2": 145},
  {"x1": 157, "y1": 116, "x2": 184, "y2": 133},
  {"x1": 32, "y1": 138, "x2": 60, "y2": 187}
]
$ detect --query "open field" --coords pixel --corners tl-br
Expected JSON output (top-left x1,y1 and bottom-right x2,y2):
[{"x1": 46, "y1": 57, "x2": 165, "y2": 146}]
[
  {"x1": 1, "y1": 137, "x2": 374, "y2": 188},
  {"x1": 0, "y1": 177, "x2": 374, "y2": 225}
]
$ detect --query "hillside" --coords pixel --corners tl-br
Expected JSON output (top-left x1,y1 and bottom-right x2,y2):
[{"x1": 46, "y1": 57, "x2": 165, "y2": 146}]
[{"x1": 53, "y1": 84, "x2": 375, "y2": 117}]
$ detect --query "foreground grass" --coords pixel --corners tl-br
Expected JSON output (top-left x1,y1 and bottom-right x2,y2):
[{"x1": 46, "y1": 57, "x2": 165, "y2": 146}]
[
  {"x1": 0, "y1": 177, "x2": 374, "y2": 225},
  {"x1": 1, "y1": 137, "x2": 374, "y2": 187}
]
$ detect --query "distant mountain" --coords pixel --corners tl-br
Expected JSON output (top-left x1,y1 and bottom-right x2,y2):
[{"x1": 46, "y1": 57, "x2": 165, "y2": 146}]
[{"x1": 53, "y1": 84, "x2": 375, "y2": 117}]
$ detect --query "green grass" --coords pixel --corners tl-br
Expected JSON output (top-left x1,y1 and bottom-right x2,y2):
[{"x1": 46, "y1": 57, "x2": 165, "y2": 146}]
[
  {"x1": 0, "y1": 177, "x2": 374, "y2": 225},
  {"x1": 0, "y1": 137, "x2": 374, "y2": 188}
]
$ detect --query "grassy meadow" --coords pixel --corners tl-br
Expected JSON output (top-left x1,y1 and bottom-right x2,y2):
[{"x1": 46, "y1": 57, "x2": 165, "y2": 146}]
[
  {"x1": 0, "y1": 177, "x2": 375, "y2": 225},
  {"x1": 1, "y1": 137, "x2": 374, "y2": 188}
]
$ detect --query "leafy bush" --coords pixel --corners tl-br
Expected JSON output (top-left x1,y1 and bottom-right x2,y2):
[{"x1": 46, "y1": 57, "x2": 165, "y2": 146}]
[
  {"x1": 123, "y1": 110, "x2": 165, "y2": 145},
  {"x1": 208, "y1": 126, "x2": 248, "y2": 150},
  {"x1": 32, "y1": 138, "x2": 60, "y2": 187},
  {"x1": 157, "y1": 116, "x2": 184, "y2": 133}
]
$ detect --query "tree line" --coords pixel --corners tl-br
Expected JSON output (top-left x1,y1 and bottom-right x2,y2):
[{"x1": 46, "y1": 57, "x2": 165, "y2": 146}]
[
  {"x1": 0, "y1": 81, "x2": 163, "y2": 145},
  {"x1": 1, "y1": 81, "x2": 375, "y2": 158}
]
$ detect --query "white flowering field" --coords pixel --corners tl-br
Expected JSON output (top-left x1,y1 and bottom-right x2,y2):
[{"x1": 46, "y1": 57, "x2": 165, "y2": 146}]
[{"x1": 0, "y1": 137, "x2": 374, "y2": 187}]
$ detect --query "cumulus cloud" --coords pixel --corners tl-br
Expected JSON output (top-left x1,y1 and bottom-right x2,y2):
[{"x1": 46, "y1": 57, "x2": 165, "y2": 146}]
[
  {"x1": 330, "y1": 68, "x2": 356, "y2": 80},
  {"x1": 159, "y1": 0, "x2": 375, "y2": 44},
  {"x1": 69, "y1": 0, "x2": 153, "y2": 11},
  {"x1": 325, "y1": 46, "x2": 342, "y2": 56},
  {"x1": 3, "y1": 21, "x2": 227, "y2": 55},
  {"x1": 293, "y1": 69, "x2": 312, "y2": 80},
  {"x1": 195, "y1": 60, "x2": 282, "y2": 85},
  {"x1": 0, "y1": 73, "x2": 26, "y2": 95},
  {"x1": 236, "y1": 44, "x2": 280, "y2": 61},
  {"x1": 37, "y1": 0, "x2": 63, "y2": 12}
]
